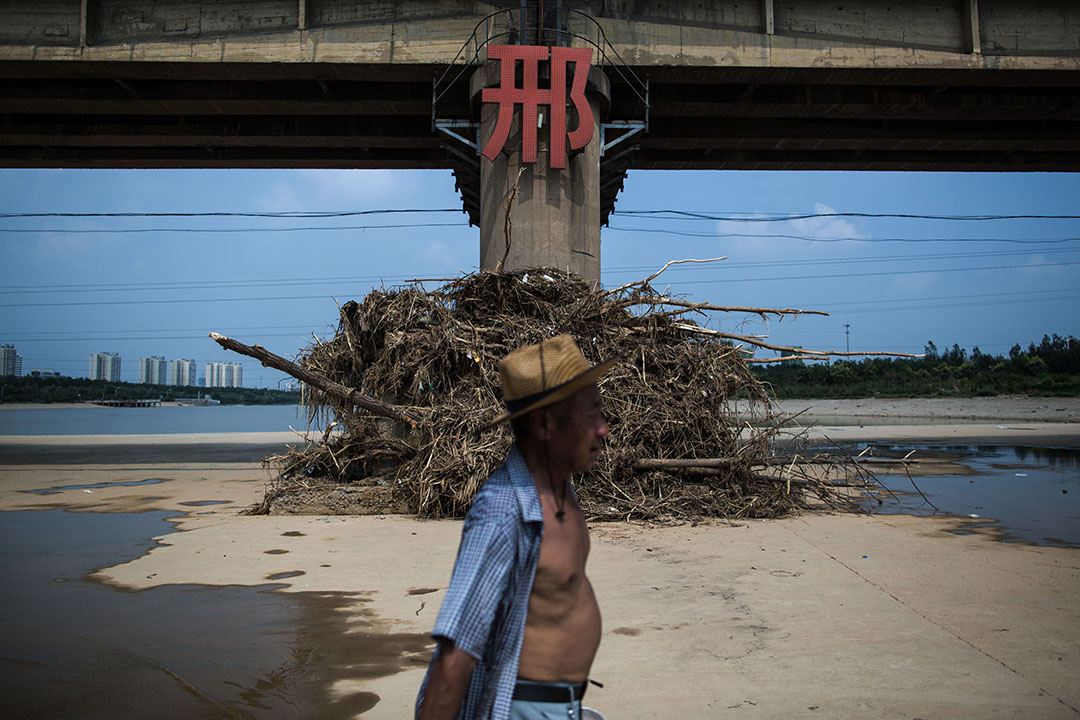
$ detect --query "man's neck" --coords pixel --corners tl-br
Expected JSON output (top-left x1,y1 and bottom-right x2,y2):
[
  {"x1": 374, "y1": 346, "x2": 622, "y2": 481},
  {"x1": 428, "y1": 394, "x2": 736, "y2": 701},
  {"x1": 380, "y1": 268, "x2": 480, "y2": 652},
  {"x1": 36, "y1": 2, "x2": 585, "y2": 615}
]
[{"x1": 516, "y1": 439, "x2": 570, "y2": 498}]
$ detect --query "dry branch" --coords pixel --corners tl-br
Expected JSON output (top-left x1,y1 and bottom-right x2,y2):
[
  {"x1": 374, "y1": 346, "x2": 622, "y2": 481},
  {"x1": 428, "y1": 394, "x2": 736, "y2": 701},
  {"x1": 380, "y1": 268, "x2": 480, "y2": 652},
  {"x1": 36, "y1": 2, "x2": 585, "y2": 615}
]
[
  {"x1": 672, "y1": 323, "x2": 922, "y2": 359},
  {"x1": 746, "y1": 355, "x2": 822, "y2": 364},
  {"x1": 617, "y1": 296, "x2": 828, "y2": 319},
  {"x1": 208, "y1": 331, "x2": 418, "y2": 426},
  {"x1": 605, "y1": 256, "x2": 726, "y2": 295}
]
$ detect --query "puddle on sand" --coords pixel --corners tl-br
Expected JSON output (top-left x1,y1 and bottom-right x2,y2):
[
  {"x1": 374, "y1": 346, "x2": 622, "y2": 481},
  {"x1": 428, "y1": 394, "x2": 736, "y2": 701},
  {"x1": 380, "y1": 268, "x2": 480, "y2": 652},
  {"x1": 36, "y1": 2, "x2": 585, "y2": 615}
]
[
  {"x1": 267, "y1": 570, "x2": 305, "y2": 580},
  {"x1": 19, "y1": 477, "x2": 170, "y2": 495},
  {"x1": 178, "y1": 500, "x2": 230, "y2": 507},
  {"x1": 861, "y1": 445, "x2": 1080, "y2": 548},
  {"x1": 0, "y1": 510, "x2": 433, "y2": 719}
]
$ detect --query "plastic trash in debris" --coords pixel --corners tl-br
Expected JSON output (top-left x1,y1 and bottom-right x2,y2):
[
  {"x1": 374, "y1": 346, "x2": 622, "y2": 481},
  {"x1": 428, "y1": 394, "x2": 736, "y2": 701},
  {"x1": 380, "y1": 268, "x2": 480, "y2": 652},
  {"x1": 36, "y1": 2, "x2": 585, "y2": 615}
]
[
  {"x1": 83, "y1": 489, "x2": 93, "y2": 493},
  {"x1": 997, "y1": 425, "x2": 1009, "y2": 430},
  {"x1": 968, "y1": 513, "x2": 980, "y2": 518}
]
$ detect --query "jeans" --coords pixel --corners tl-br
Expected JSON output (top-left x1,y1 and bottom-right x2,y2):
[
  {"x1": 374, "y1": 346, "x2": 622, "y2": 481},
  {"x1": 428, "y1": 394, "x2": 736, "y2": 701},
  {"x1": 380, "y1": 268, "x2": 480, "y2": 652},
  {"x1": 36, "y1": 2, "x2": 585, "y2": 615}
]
[{"x1": 510, "y1": 680, "x2": 586, "y2": 719}]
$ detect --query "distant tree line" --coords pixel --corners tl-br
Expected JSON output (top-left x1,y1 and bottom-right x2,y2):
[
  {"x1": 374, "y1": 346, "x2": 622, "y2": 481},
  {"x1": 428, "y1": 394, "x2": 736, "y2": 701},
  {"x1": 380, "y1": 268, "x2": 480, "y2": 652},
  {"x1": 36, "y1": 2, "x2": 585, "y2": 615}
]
[
  {"x1": 752, "y1": 333, "x2": 1080, "y2": 398},
  {"x1": 7, "y1": 335, "x2": 1076, "y2": 403},
  {"x1": 0, "y1": 375, "x2": 301, "y2": 405}
]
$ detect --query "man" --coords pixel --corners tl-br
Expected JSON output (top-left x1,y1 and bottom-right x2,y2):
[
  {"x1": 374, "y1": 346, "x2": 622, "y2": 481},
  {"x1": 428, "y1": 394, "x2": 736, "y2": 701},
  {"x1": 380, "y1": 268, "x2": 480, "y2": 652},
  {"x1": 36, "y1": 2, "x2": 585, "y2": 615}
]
[{"x1": 416, "y1": 334, "x2": 617, "y2": 720}]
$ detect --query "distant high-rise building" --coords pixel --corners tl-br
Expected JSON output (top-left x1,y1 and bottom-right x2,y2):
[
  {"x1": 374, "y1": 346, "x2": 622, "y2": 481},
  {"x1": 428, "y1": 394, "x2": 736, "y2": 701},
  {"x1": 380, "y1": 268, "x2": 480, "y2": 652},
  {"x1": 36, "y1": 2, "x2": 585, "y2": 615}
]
[
  {"x1": 28, "y1": 368, "x2": 61, "y2": 378},
  {"x1": 168, "y1": 358, "x2": 198, "y2": 387},
  {"x1": 88, "y1": 352, "x2": 121, "y2": 382},
  {"x1": 205, "y1": 361, "x2": 242, "y2": 388},
  {"x1": 1, "y1": 344, "x2": 22, "y2": 377},
  {"x1": 137, "y1": 356, "x2": 168, "y2": 385}
]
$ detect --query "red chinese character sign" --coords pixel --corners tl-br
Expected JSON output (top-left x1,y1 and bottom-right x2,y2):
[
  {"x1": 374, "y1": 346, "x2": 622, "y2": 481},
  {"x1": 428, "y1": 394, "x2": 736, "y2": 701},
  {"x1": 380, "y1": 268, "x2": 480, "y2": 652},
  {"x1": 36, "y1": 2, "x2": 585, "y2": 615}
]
[{"x1": 481, "y1": 45, "x2": 595, "y2": 169}]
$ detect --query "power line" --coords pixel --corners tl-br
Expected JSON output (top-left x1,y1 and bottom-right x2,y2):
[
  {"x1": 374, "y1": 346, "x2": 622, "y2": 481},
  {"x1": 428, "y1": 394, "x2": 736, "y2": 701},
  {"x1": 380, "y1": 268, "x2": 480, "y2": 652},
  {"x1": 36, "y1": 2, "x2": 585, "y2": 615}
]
[
  {"x1": 3, "y1": 260, "x2": 1077, "y2": 308},
  {"x1": 612, "y1": 210, "x2": 1080, "y2": 222},
  {"x1": 805, "y1": 287, "x2": 1078, "y2": 309},
  {"x1": 0, "y1": 275, "x2": 416, "y2": 292},
  {"x1": 11, "y1": 324, "x2": 322, "y2": 336},
  {"x1": 0, "y1": 209, "x2": 462, "y2": 219},
  {"x1": 3, "y1": 222, "x2": 1075, "y2": 243},
  {"x1": 0, "y1": 294, "x2": 341, "y2": 308},
  {"x1": 606, "y1": 226, "x2": 1080, "y2": 244},
  {"x1": 4, "y1": 208, "x2": 1077, "y2": 221},
  {"x1": 3, "y1": 332, "x2": 312, "y2": 342},
  {"x1": 0, "y1": 278, "x2": 391, "y2": 295},
  {"x1": 605, "y1": 246, "x2": 1080, "y2": 273},
  {"x1": 0, "y1": 222, "x2": 468, "y2": 235},
  {"x1": 3, "y1": 247, "x2": 1078, "y2": 295},
  {"x1": 635, "y1": 260, "x2": 1080, "y2": 287},
  {"x1": 11, "y1": 290, "x2": 1071, "y2": 339},
  {"x1": 834, "y1": 292, "x2": 1080, "y2": 315}
]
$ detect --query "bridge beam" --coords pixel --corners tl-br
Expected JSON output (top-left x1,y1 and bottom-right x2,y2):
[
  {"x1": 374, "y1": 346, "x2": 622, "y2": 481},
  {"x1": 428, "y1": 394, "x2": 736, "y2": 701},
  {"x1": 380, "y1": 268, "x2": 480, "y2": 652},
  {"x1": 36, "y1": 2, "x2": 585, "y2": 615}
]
[{"x1": 962, "y1": 0, "x2": 982, "y2": 55}]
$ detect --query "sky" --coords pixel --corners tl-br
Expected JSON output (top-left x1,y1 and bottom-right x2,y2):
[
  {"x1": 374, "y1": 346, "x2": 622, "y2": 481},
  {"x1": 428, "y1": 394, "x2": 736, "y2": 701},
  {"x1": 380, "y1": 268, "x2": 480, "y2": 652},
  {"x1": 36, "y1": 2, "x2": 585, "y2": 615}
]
[{"x1": 1, "y1": 167, "x2": 1078, "y2": 388}]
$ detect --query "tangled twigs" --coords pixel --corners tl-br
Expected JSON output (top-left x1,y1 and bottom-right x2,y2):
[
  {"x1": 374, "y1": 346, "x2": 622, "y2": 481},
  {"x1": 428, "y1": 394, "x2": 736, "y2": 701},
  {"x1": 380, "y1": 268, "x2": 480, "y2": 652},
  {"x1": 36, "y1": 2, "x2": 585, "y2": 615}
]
[{"x1": 217, "y1": 266, "x2": 899, "y2": 520}]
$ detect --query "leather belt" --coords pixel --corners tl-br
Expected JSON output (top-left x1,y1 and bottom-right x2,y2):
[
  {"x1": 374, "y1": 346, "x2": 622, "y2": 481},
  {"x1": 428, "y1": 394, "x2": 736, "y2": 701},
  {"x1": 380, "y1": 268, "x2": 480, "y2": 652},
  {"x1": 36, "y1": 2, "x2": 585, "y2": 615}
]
[{"x1": 512, "y1": 680, "x2": 588, "y2": 703}]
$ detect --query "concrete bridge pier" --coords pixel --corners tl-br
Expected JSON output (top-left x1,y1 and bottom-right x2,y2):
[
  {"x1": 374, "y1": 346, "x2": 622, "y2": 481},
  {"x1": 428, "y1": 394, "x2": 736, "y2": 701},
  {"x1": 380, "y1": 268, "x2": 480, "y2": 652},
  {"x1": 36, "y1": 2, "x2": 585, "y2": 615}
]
[{"x1": 471, "y1": 62, "x2": 610, "y2": 285}]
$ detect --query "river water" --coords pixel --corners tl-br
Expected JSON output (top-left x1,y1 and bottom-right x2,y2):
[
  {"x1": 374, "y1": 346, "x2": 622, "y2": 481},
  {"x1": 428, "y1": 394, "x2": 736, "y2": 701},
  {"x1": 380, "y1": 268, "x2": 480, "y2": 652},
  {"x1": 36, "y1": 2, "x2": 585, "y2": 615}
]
[
  {"x1": 860, "y1": 444, "x2": 1080, "y2": 548},
  {"x1": 0, "y1": 405, "x2": 428, "y2": 717},
  {"x1": 0, "y1": 510, "x2": 430, "y2": 719},
  {"x1": 0, "y1": 404, "x2": 314, "y2": 435}
]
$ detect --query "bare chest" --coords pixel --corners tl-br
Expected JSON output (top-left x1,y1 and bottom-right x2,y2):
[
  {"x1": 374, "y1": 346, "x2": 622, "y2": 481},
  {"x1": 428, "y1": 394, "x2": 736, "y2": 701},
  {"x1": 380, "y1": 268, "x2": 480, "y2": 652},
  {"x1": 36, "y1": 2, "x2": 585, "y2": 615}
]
[{"x1": 534, "y1": 492, "x2": 590, "y2": 592}]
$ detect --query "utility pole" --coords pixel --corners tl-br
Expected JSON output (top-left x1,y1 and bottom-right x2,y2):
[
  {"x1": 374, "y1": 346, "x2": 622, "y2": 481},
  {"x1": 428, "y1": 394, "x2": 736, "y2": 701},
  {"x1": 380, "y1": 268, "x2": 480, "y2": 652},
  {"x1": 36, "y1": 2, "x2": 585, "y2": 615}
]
[{"x1": 844, "y1": 323, "x2": 851, "y2": 354}]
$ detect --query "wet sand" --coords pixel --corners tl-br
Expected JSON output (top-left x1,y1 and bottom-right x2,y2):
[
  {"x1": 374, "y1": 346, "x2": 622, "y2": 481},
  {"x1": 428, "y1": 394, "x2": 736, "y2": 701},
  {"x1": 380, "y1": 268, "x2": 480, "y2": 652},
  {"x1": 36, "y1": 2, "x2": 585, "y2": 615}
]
[{"x1": 1, "y1": 398, "x2": 1078, "y2": 718}]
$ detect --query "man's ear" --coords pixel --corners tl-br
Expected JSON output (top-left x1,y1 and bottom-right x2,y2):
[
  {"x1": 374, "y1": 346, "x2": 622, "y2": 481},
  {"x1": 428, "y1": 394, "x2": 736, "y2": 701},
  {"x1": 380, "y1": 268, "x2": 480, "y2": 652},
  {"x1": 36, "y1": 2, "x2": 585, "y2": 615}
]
[{"x1": 529, "y1": 406, "x2": 552, "y2": 442}]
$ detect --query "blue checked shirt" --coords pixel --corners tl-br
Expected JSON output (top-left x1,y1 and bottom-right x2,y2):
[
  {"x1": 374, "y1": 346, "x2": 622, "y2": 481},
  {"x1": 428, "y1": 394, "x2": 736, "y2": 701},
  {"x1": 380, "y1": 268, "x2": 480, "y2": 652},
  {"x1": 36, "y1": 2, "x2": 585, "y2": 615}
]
[{"x1": 416, "y1": 444, "x2": 544, "y2": 719}]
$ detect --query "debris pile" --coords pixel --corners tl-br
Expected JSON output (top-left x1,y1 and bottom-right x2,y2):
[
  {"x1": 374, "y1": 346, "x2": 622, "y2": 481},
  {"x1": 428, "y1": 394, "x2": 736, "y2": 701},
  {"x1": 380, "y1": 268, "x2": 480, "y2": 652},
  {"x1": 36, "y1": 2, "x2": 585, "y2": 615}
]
[{"x1": 218, "y1": 266, "x2": 885, "y2": 521}]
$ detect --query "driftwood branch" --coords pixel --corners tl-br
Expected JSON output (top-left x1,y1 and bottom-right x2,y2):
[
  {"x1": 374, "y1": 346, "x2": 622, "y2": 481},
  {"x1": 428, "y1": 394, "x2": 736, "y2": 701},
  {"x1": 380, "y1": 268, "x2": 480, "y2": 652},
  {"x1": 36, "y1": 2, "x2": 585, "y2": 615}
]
[
  {"x1": 498, "y1": 166, "x2": 527, "y2": 273},
  {"x1": 671, "y1": 323, "x2": 923, "y2": 359},
  {"x1": 208, "y1": 332, "x2": 418, "y2": 427},
  {"x1": 746, "y1": 355, "x2": 822, "y2": 364},
  {"x1": 632, "y1": 456, "x2": 927, "y2": 472},
  {"x1": 605, "y1": 256, "x2": 727, "y2": 295},
  {"x1": 621, "y1": 296, "x2": 828, "y2": 319}
]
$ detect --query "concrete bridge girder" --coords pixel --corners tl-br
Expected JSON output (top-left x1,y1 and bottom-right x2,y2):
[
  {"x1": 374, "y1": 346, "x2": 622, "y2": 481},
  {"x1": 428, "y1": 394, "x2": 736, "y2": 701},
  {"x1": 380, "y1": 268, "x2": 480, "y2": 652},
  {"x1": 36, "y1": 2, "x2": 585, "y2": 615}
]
[
  {"x1": 0, "y1": 1, "x2": 1079, "y2": 269},
  {"x1": 0, "y1": 3, "x2": 1076, "y2": 155}
]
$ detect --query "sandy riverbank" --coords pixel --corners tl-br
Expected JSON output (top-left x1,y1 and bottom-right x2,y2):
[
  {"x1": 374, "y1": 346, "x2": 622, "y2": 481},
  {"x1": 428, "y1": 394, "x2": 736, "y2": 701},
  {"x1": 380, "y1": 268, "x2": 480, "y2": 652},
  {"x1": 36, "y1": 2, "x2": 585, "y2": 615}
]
[
  {"x1": 2, "y1": 460, "x2": 1077, "y2": 719},
  {"x1": 774, "y1": 396, "x2": 1080, "y2": 423},
  {"x1": 1, "y1": 399, "x2": 1078, "y2": 718}
]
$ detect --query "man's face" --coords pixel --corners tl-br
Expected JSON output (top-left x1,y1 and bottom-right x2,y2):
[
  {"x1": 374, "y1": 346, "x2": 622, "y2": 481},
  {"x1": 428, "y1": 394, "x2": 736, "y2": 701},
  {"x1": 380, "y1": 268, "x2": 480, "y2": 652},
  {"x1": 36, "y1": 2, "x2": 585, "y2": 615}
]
[{"x1": 546, "y1": 383, "x2": 610, "y2": 474}]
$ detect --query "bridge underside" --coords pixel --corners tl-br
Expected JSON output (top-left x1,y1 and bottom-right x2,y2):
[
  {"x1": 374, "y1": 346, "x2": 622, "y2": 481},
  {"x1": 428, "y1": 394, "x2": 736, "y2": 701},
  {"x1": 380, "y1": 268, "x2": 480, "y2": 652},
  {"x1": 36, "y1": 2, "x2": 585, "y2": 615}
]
[{"x1": 2, "y1": 60, "x2": 1078, "y2": 179}]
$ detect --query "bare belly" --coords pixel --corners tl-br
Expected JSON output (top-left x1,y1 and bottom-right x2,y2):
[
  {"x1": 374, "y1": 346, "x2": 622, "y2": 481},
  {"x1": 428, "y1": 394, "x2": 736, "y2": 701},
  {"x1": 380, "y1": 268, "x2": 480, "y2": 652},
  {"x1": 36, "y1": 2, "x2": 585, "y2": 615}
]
[{"x1": 517, "y1": 578, "x2": 602, "y2": 682}]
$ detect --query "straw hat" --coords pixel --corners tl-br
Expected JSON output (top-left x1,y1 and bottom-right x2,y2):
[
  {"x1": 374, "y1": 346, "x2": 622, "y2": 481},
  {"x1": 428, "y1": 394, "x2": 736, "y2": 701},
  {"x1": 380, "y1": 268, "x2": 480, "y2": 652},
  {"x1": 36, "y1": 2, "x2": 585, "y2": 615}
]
[{"x1": 486, "y1": 334, "x2": 618, "y2": 429}]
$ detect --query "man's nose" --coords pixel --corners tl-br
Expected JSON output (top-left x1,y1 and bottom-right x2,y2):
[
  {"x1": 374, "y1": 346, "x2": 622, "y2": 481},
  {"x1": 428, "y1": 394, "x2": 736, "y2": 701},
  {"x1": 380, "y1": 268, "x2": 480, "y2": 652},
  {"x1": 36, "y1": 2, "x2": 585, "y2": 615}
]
[{"x1": 597, "y1": 417, "x2": 610, "y2": 438}]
